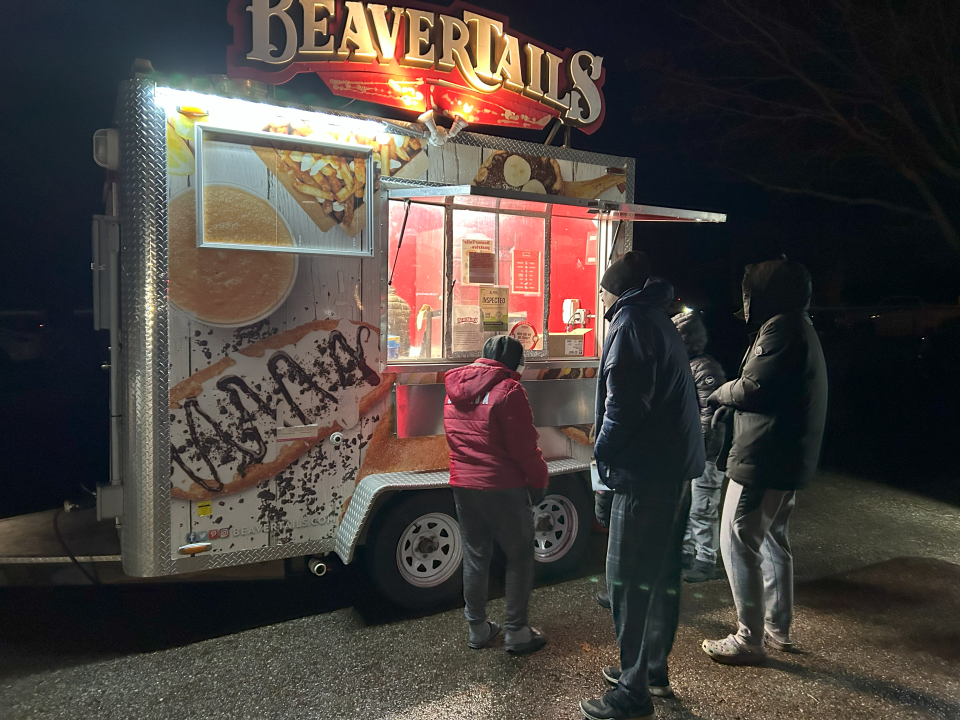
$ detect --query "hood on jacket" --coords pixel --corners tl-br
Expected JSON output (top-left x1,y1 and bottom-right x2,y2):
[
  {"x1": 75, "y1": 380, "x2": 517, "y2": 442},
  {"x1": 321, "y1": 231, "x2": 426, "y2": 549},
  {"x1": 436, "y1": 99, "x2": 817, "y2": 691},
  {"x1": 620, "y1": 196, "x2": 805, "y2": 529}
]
[
  {"x1": 604, "y1": 276, "x2": 675, "y2": 321},
  {"x1": 740, "y1": 257, "x2": 812, "y2": 325},
  {"x1": 444, "y1": 358, "x2": 518, "y2": 406},
  {"x1": 671, "y1": 310, "x2": 708, "y2": 357}
]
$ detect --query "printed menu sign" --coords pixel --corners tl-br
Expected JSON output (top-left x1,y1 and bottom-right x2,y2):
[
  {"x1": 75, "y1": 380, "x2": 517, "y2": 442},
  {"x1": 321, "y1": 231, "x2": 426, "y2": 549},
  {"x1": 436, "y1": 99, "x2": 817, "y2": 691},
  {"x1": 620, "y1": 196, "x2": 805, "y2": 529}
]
[
  {"x1": 479, "y1": 286, "x2": 509, "y2": 332},
  {"x1": 462, "y1": 235, "x2": 495, "y2": 285},
  {"x1": 453, "y1": 305, "x2": 483, "y2": 352},
  {"x1": 512, "y1": 249, "x2": 542, "y2": 294}
]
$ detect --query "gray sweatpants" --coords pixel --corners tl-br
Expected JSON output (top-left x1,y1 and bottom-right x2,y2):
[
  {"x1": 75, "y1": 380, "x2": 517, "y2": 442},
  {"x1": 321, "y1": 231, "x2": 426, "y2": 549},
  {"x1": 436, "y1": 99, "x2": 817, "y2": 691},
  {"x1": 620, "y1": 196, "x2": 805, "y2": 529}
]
[
  {"x1": 453, "y1": 487, "x2": 534, "y2": 633},
  {"x1": 720, "y1": 480, "x2": 796, "y2": 647}
]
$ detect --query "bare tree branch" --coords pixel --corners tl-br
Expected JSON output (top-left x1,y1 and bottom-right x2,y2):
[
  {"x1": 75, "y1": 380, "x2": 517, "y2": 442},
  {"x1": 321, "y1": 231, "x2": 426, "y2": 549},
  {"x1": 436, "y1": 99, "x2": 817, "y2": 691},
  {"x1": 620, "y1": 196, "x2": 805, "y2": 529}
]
[
  {"x1": 634, "y1": 0, "x2": 960, "y2": 251},
  {"x1": 742, "y1": 174, "x2": 937, "y2": 220},
  {"x1": 900, "y1": 167, "x2": 960, "y2": 253}
]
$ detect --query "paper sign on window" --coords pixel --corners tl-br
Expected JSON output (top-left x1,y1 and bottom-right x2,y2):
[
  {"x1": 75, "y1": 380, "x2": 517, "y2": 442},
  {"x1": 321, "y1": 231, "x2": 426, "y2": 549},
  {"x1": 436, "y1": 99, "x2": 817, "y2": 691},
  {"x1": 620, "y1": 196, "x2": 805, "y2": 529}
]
[
  {"x1": 461, "y1": 234, "x2": 495, "y2": 285},
  {"x1": 479, "y1": 286, "x2": 509, "y2": 332},
  {"x1": 452, "y1": 305, "x2": 483, "y2": 352},
  {"x1": 511, "y1": 249, "x2": 542, "y2": 294}
]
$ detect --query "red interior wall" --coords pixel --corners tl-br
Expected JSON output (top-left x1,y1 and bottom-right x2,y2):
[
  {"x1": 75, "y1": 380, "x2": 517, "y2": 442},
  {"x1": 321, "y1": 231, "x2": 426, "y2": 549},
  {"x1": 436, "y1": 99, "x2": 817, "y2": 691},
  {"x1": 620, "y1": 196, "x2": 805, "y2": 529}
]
[
  {"x1": 548, "y1": 218, "x2": 598, "y2": 335},
  {"x1": 389, "y1": 205, "x2": 600, "y2": 351},
  {"x1": 388, "y1": 203, "x2": 444, "y2": 347}
]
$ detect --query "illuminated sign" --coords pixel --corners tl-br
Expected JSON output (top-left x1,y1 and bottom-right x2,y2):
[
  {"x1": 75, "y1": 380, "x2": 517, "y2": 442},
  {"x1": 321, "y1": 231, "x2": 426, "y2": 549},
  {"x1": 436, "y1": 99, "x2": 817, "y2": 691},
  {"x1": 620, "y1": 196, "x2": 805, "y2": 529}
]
[{"x1": 227, "y1": 1, "x2": 606, "y2": 134}]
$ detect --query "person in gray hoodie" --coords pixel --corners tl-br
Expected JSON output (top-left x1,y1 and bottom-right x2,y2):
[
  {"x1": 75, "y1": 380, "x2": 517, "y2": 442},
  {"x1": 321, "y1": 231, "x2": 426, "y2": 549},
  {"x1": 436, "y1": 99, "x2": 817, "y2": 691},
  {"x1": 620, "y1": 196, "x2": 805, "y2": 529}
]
[
  {"x1": 671, "y1": 310, "x2": 727, "y2": 583},
  {"x1": 701, "y1": 257, "x2": 828, "y2": 665}
]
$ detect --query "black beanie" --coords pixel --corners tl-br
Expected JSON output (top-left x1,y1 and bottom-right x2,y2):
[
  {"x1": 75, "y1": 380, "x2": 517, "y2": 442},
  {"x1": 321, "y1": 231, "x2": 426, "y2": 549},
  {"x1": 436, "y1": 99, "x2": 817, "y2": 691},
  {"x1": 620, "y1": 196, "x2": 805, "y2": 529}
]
[
  {"x1": 482, "y1": 335, "x2": 524, "y2": 371},
  {"x1": 600, "y1": 251, "x2": 652, "y2": 297}
]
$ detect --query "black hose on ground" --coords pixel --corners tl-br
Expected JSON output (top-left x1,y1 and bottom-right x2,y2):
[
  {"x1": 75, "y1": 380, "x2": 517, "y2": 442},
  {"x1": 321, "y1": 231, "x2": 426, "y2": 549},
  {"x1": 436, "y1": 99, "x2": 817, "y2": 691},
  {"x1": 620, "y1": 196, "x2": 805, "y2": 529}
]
[{"x1": 53, "y1": 507, "x2": 101, "y2": 586}]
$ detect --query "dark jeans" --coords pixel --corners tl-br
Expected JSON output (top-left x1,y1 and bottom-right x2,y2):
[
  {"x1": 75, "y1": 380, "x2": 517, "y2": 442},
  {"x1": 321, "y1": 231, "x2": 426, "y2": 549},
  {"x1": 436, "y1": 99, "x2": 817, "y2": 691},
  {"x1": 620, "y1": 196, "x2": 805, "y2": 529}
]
[
  {"x1": 607, "y1": 472, "x2": 691, "y2": 709},
  {"x1": 453, "y1": 486, "x2": 535, "y2": 632}
]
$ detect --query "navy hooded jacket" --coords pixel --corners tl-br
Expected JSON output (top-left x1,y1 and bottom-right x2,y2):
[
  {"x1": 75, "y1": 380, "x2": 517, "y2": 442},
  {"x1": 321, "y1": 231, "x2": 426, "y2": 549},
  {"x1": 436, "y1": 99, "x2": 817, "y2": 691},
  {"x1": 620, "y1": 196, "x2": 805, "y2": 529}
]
[{"x1": 594, "y1": 277, "x2": 706, "y2": 486}]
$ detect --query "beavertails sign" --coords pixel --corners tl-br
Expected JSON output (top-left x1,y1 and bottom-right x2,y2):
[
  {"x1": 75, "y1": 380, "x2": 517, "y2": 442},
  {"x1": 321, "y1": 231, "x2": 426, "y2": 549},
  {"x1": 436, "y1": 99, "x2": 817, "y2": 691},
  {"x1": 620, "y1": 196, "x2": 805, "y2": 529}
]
[{"x1": 226, "y1": 0, "x2": 606, "y2": 134}]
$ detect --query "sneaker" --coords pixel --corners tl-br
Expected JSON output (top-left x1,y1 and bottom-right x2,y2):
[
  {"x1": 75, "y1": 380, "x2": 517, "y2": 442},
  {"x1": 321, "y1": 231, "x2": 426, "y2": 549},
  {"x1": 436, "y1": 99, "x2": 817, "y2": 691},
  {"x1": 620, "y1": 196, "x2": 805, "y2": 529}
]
[
  {"x1": 580, "y1": 691, "x2": 654, "y2": 720},
  {"x1": 682, "y1": 559, "x2": 718, "y2": 583},
  {"x1": 649, "y1": 682, "x2": 674, "y2": 699},
  {"x1": 681, "y1": 553, "x2": 695, "y2": 570},
  {"x1": 764, "y1": 630, "x2": 795, "y2": 652},
  {"x1": 601, "y1": 667, "x2": 674, "y2": 698},
  {"x1": 602, "y1": 665, "x2": 621, "y2": 684},
  {"x1": 596, "y1": 589, "x2": 612, "y2": 609},
  {"x1": 467, "y1": 620, "x2": 501, "y2": 649},
  {"x1": 505, "y1": 626, "x2": 547, "y2": 655},
  {"x1": 702, "y1": 635, "x2": 766, "y2": 665}
]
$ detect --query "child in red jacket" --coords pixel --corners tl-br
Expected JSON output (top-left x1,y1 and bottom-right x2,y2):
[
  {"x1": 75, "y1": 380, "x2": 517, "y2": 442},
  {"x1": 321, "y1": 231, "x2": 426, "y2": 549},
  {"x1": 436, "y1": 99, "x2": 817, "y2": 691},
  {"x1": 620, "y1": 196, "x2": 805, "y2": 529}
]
[{"x1": 444, "y1": 335, "x2": 549, "y2": 655}]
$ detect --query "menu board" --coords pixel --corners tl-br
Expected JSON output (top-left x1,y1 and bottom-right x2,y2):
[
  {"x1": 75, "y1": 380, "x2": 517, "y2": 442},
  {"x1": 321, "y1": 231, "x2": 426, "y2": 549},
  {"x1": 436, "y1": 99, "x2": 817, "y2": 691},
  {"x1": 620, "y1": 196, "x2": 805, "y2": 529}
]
[{"x1": 512, "y1": 249, "x2": 542, "y2": 294}]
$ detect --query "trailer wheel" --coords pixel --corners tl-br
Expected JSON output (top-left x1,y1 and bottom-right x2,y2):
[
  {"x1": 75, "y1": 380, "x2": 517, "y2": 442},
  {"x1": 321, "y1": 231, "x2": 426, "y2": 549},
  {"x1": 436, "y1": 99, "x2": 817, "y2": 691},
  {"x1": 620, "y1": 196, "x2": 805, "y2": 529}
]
[
  {"x1": 365, "y1": 490, "x2": 463, "y2": 610},
  {"x1": 533, "y1": 474, "x2": 593, "y2": 578}
]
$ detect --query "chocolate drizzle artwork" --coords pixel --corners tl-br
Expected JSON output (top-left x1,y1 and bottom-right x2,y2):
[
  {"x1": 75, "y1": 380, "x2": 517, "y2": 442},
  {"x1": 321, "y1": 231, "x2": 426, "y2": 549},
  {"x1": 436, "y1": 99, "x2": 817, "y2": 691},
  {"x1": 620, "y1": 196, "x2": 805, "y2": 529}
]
[{"x1": 169, "y1": 320, "x2": 387, "y2": 502}]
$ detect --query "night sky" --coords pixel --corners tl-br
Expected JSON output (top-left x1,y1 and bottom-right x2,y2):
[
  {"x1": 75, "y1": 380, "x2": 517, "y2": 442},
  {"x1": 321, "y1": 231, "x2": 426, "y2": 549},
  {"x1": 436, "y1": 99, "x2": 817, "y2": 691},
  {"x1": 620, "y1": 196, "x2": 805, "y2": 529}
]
[
  {"x1": 3, "y1": 0, "x2": 955, "y2": 317},
  {"x1": 0, "y1": 1, "x2": 956, "y2": 514}
]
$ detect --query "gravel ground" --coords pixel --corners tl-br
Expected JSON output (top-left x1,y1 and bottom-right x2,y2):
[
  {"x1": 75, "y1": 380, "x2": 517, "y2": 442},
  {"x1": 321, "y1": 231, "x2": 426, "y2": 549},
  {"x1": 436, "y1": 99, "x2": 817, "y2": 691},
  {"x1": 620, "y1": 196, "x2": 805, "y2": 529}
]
[{"x1": 1, "y1": 471, "x2": 957, "y2": 719}]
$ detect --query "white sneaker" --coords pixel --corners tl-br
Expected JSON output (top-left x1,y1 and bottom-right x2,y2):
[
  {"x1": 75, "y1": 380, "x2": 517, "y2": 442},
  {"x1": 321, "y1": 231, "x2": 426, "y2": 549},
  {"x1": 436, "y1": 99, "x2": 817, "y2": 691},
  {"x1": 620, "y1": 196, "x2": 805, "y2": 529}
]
[{"x1": 701, "y1": 634, "x2": 766, "y2": 665}]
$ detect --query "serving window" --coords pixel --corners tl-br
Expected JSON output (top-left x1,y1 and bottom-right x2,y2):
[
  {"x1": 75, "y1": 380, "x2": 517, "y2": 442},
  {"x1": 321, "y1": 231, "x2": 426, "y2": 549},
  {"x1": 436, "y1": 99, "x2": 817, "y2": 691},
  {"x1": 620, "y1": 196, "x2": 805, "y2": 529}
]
[{"x1": 386, "y1": 189, "x2": 603, "y2": 365}]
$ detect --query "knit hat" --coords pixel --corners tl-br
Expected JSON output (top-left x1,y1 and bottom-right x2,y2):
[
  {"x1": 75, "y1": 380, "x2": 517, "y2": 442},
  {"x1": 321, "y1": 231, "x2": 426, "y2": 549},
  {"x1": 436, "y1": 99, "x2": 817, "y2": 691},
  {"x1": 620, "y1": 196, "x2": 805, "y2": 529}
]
[
  {"x1": 600, "y1": 251, "x2": 652, "y2": 297},
  {"x1": 482, "y1": 335, "x2": 524, "y2": 371}
]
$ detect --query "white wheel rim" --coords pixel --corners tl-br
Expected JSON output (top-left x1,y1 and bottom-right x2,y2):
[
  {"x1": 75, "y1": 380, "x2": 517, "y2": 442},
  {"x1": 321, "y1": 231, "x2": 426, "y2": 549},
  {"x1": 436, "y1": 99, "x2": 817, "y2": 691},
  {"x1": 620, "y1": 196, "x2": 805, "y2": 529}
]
[
  {"x1": 396, "y1": 512, "x2": 462, "y2": 588},
  {"x1": 533, "y1": 494, "x2": 579, "y2": 562}
]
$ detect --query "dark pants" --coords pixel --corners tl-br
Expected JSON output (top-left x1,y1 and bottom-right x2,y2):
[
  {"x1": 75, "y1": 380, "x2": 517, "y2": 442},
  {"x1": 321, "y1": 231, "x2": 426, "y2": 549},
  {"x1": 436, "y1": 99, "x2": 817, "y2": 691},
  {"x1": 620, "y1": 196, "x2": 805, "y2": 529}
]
[
  {"x1": 607, "y1": 473, "x2": 691, "y2": 710},
  {"x1": 453, "y1": 487, "x2": 535, "y2": 632}
]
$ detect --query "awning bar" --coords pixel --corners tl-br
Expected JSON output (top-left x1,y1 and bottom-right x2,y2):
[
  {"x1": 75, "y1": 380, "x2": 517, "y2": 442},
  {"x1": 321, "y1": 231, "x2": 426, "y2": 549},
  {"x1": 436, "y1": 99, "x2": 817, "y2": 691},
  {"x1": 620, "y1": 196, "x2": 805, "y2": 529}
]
[{"x1": 386, "y1": 184, "x2": 726, "y2": 223}]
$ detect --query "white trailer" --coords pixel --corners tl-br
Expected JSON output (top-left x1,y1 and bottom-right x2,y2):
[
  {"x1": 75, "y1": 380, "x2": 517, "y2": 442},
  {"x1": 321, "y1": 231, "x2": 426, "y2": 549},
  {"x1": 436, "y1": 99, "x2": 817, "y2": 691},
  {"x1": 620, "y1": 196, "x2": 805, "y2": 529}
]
[{"x1": 2, "y1": 76, "x2": 724, "y2": 607}]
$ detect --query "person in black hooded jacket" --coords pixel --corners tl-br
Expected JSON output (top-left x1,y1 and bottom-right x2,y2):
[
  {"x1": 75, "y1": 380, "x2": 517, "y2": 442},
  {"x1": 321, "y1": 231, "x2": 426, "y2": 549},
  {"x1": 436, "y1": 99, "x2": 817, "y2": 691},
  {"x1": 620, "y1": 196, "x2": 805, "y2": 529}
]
[
  {"x1": 580, "y1": 252, "x2": 705, "y2": 720},
  {"x1": 701, "y1": 257, "x2": 828, "y2": 666},
  {"x1": 671, "y1": 310, "x2": 727, "y2": 583}
]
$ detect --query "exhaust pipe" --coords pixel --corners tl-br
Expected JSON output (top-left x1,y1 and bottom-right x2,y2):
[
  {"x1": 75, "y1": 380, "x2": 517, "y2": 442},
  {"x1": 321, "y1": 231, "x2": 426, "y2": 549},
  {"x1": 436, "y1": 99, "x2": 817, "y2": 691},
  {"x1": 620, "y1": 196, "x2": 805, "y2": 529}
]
[{"x1": 308, "y1": 558, "x2": 327, "y2": 577}]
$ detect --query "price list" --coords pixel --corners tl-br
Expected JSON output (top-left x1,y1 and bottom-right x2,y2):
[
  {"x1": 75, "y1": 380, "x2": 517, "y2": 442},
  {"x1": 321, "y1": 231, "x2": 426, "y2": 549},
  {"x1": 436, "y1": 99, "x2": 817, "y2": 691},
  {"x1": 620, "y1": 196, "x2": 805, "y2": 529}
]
[{"x1": 512, "y1": 250, "x2": 542, "y2": 294}]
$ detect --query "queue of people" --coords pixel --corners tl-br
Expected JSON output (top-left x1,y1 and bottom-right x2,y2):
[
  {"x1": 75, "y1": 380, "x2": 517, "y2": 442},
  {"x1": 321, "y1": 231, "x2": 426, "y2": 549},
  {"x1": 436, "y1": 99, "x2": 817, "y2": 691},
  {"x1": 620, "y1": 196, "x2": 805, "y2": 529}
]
[{"x1": 442, "y1": 252, "x2": 828, "y2": 720}]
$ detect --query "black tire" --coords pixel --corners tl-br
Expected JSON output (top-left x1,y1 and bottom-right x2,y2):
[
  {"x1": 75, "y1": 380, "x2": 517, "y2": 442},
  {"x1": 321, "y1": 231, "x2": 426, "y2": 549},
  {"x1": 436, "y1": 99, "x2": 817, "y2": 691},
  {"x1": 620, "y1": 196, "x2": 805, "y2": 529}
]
[
  {"x1": 364, "y1": 490, "x2": 464, "y2": 610},
  {"x1": 533, "y1": 473, "x2": 593, "y2": 579}
]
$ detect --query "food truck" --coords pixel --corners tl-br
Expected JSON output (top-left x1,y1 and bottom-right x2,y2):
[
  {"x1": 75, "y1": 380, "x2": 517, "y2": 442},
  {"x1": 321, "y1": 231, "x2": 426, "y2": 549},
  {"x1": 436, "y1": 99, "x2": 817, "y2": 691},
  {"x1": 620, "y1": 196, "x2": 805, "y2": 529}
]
[{"x1": 11, "y1": 1, "x2": 726, "y2": 607}]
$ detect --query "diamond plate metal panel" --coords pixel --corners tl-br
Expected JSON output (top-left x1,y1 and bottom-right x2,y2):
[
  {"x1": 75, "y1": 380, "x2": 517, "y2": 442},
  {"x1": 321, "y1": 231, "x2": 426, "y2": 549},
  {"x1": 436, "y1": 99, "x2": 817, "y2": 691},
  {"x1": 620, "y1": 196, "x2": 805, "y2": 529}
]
[
  {"x1": 334, "y1": 457, "x2": 591, "y2": 565},
  {"x1": 117, "y1": 79, "x2": 171, "y2": 576},
  {"x1": 452, "y1": 131, "x2": 631, "y2": 171}
]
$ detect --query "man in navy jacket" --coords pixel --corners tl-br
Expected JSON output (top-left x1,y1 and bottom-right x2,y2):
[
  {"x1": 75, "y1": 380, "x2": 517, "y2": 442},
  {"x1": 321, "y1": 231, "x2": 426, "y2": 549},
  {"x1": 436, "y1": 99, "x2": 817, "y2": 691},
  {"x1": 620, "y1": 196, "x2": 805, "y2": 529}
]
[{"x1": 580, "y1": 252, "x2": 705, "y2": 720}]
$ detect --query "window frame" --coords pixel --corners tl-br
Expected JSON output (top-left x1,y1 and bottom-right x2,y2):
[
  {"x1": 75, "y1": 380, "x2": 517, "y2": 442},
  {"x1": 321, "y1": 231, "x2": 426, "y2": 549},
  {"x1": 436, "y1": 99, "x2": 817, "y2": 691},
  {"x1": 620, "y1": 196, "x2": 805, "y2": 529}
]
[
  {"x1": 382, "y1": 181, "x2": 617, "y2": 369},
  {"x1": 444, "y1": 204, "x2": 551, "y2": 362}
]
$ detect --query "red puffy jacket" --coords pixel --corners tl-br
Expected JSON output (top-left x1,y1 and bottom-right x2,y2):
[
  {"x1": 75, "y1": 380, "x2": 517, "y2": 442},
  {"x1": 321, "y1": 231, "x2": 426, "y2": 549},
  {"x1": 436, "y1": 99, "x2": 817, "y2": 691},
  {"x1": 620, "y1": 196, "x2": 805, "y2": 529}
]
[{"x1": 443, "y1": 358, "x2": 549, "y2": 491}]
